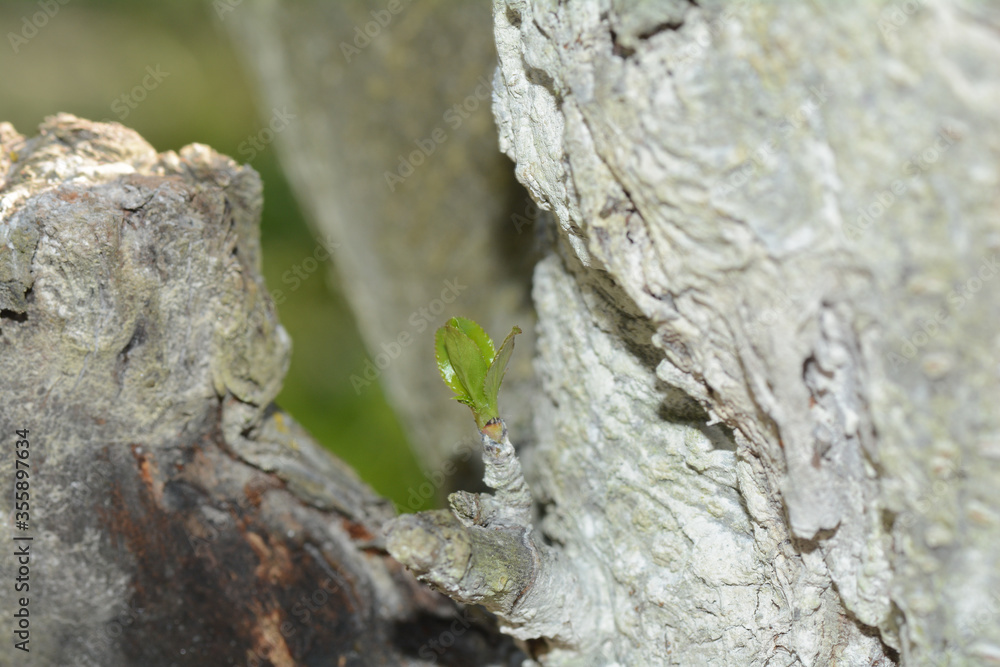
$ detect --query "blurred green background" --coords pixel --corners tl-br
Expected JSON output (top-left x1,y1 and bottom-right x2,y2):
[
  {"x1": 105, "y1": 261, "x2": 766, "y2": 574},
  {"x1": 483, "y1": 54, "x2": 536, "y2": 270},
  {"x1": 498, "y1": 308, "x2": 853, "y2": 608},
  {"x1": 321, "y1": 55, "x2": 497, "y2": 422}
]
[{"x1": 0, "y1": 0, "x2": 430, "y2": 510}]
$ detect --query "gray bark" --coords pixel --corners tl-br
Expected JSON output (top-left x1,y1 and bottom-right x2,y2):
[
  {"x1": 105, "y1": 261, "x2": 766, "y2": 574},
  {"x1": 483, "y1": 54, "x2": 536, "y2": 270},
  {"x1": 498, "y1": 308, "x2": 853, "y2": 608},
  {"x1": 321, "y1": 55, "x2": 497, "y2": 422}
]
[
  {"x1": 224, "y1": 0, "x2": 541, "y2": 474},
  {"x1": 0, "y1": 115, "x2": 523, "y2": 666},
  {"x1": 230, "y1": 0, "x2": 1000, "y2": 666}
]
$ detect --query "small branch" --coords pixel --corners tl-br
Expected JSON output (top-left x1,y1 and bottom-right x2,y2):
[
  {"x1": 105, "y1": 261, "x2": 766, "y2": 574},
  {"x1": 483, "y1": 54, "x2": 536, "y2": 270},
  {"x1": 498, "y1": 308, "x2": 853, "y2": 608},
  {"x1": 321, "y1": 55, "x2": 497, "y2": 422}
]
[{"x1": 385, "y1": 419, "x2": 596, "y2": 647}]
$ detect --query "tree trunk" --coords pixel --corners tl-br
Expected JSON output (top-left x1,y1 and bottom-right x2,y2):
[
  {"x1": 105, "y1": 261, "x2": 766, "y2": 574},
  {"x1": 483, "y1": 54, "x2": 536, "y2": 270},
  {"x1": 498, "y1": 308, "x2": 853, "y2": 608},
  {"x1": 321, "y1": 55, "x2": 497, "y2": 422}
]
[
  {"x1": 231, "y1": 1, "x2": 1000, "y2": 666},
  {"x1": 0, "y1": 115, "x2": 522, "y2": 667},
  {"x1": 489, "y1": 1, "x2": 1000, "y2": 663},
  {"x1": 224, "y1": 0, "x2": 541, "y2": 475}
]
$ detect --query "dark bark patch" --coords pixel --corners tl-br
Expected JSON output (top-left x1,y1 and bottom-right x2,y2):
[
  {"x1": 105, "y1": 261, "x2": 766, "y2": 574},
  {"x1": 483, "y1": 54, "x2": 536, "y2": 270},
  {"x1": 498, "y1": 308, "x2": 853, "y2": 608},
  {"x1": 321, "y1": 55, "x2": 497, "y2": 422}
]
[{"x1": 97, "y1": 434, "x2": 391, "y2": 666}]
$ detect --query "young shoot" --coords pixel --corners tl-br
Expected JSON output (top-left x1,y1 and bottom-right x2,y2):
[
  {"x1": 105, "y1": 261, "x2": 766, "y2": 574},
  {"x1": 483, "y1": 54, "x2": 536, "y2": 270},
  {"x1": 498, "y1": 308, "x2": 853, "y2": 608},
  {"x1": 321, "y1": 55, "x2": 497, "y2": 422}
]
[{"x1": 434, "y1": 316, "x2": 520, "y2": 439}]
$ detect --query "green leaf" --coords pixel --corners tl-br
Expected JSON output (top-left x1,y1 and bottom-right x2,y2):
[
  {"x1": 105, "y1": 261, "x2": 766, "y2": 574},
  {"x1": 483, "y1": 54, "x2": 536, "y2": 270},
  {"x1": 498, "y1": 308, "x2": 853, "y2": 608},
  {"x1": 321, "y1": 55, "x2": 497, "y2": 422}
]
[
  {"x1": 447, "y1": 316, "x2": 494, "y2": 362},
  {"x1": 483, "y1": 325, "x2": 521, "y2": 418},
  {"x1": 435, "y1": 326, "x2": 466, "y2": 398},
  {"x1": 434, "y1": 317, "x2": 520, "y2": 431},
  {"x1": 441, "y1": 324, "x2": 490, "y2": 415}
]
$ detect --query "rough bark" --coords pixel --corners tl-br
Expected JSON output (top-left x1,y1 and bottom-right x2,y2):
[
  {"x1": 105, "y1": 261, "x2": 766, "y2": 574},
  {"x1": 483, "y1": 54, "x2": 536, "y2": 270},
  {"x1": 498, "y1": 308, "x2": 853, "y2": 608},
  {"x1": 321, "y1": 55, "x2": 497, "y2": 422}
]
[
  {"x1": 229, "y1": 1, "x2": 1000, "y2": 666},
  {"x1": 486, "y1": 0, "x2": 998, "y2": 664},
  {"x1": 0, "y1": 115, "x2": 523, "y2": 667}
]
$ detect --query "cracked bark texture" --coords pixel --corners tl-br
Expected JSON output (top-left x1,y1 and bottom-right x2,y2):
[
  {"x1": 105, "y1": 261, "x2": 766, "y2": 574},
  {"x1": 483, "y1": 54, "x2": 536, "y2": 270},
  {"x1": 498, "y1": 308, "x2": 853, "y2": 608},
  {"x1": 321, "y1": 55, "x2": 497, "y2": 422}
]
[
  {"x1": 227, "y1": 0, "x2": 999, "y2": 665},
  {"x1": 0, "y1": 115, "x2": 524, "y2": 667},
  {"x1": 488, "y1": 0, "x2": 1000, "y2": 664}
]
